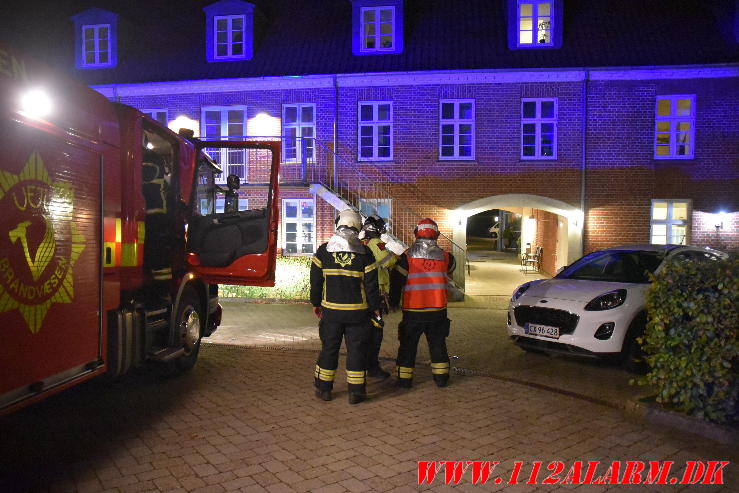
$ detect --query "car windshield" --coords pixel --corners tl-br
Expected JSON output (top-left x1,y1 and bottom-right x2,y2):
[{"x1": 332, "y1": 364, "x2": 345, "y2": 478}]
[{"x1": 556, "y1": 250, "x2": 664, "y2": 283}]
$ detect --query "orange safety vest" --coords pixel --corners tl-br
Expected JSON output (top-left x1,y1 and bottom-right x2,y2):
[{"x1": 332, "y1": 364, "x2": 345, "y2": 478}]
[{"x1": 402, "y1": 252, "x2": 449, "y2": 311}]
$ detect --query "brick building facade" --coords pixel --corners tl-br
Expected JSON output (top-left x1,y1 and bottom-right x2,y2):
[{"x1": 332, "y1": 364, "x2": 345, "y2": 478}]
[{"x1": 4, "y1": 0, "x2": 737, "y2": 285}]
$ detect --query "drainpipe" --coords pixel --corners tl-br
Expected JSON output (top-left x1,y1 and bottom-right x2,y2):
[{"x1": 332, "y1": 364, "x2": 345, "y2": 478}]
[
  {"x1": 333, "y1": 74, "x2": 339, "y2": 190},
  {"x1": 580, "y1": 70, "x2": 588, "y2": 251}
]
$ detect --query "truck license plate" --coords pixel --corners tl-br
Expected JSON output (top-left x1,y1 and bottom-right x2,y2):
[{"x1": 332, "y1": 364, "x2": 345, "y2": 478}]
[{"x1": 524, "y1": 323, "x2": 560, "y2": 339}]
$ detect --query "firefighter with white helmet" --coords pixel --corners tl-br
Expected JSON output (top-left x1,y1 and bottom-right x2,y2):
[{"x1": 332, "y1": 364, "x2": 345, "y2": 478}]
[
  {"x1": 310, "y1": 209, "x2": 382, "y2": 404},
  {"x1": 360, "y1": 214, "x2": 398, "y2": 380},
  {"x1": 390, "y1": 218, "x2": 456, "y2": 388}
]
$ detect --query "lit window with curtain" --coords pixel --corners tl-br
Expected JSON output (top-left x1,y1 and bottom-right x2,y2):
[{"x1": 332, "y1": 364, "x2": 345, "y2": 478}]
[
  {"x1": 654, "y1": 95, "x2": 695, "y2": 159},
  {"x1": 651, "y1": 200, "x2": 690, "y2": 245},
  {"x1": 361, "y1": 6, "x2": 395, "y2": 51},
  {"x1": 518, "y1": 1, "x2": 552, "y2": 46}
]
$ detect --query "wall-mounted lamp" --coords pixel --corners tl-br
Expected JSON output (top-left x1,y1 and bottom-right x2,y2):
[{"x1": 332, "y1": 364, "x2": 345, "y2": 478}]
[
  {"x1": 168, "y1": 115, "x2": 199, "y2": 137},
  {"x1": 714, "y1": 211, "x2": 728, "y2": 231}
]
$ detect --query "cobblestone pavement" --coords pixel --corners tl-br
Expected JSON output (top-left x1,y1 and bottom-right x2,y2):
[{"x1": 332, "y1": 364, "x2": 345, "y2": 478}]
[
  {"x1": 210, "y1": 301, "x2": 649, "y2": 408},
  {"x1": 1, "y1": 346, "x2": 736, "y2": 493}
]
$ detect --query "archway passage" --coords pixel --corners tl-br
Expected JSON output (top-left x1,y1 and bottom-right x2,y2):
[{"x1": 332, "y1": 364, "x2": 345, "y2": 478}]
[{"x1": 453, "y1": 194, "x2": 583, "y2": 295}]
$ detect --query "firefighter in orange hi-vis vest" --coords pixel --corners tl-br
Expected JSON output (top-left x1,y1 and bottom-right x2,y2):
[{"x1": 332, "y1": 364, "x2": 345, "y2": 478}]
[{"x1": 390, "y1": 218, "x2": 456, "y2": 388}]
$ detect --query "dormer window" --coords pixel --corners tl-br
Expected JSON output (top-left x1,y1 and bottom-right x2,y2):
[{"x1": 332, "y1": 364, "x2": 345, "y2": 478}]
[
  {"x1": 71, "y1": 8, "x2": 118, "y2": 69},
  {"x1": 204, "y1": 0, "x2": 255, "y2": 62},
  {"x1": 215, "y1": 15, "x2": 246, "y2": 58},
  {"x1": 82, "y1": 25, "x2": 111, "y2": 66},
  {"x1": 351, "y1": 0, "x2": 404, "y2": 55},
  {"x1": 507, "y1": 0, "x2": 561, "y2": 50},
  {"x1": 518, "y1": 1, "x2": 552, "y2": 46},
  {"x1": 361, "y1": 7, "x2": 395, "y2": 51}
]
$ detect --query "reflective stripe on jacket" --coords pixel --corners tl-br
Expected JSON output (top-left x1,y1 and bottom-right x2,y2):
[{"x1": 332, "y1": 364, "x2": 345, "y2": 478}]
[{"x1": 402, "y1": 252, "x2": 449, "y2": 311}]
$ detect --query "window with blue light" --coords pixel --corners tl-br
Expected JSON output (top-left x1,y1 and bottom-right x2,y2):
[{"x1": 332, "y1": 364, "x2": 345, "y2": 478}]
[
  {"x1": 201, "y1": 106, "x2": 248, "y2": 183},
  {"x1": 654, "y1": 95, "x2": 695, "y2": 159},
  {"x1": 282, "y1": 104, "x2": 315, "y2": 164},
  {"x1": 203, "y1": 1, "x2": 255, "y2": 62},
  {"x1": 142, "y1": 109, "x2": 168, "y2": 126},
  {"x1": 214, "y1": 15, "x2": 246, "y2": 59},
  {"x1": 82, "y1": 24, "x2": 111, "y2": 67},
  {"x1": 358, "y1": 101, "x2": 393, "y2": 161},
  {"x1": 71, "y1": 8, "x2": 118, "y2": 69},
  {"x1": 439, "y1": 100, "x2": 475, "y2": 160},
  {"x1": 351, "y1": 0, "x2": 404, "y2": 55},
  {"x1": 521, "y1": 98, "x2": 557, "y2": 159}
]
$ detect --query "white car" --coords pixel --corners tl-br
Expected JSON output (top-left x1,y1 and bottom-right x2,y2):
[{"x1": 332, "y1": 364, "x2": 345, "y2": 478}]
[{"x1": 506, "y1": 244, "x2": 725, "y2": 371}]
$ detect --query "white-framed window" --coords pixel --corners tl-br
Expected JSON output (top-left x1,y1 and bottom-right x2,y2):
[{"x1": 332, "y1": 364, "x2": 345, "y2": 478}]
[
  {"x1": 360, "y1": 6, "x2": 395, "y2": 52},
  {"x1": 81, "y1": 24, "x2": 112, "y2": 67},
  {"x1": 517, "y1": 1, "x2": 553, "y2": 46},
  {"x1": 282, "y1": 198, "x2": 315, "y2": 255},
  {"x1": 215, "y1": 197, "x2": 248, "y2": 214},
  {"x1": 651, "y1": 200, "x2": 690, "y2": 245},
  {"x1": 214, "y1": 15, "x2": 246, "y2": 59},
  {"x1": 439, "y1": 100, "x2": 475, "y2": 160},
  {"x1": 358, "y1": 101, "x2": 392, "y2": 161},
  {"x1": 359, "y1": 198, "x2": 392, "y2": 231},
  {"x1": 282, "y1": 104, "x2": 315, "y2": 163},
  {"x1": 654, "y1": 95, "x2": 695, "y2": 159},
  {"x1": 142, "y1": 109, "x2": 168, "y2": 126},
  {"x1": 521, "y1": 98, "x2": 557, "y2": 159},
  {"x1": 201, "y1": 106, "x2": 248, "y2": 184}
]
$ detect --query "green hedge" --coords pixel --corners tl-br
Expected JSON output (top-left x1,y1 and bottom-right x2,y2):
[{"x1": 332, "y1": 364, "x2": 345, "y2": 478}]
[
  {"x1": 219, "y1": 255, "x2": 311, "y2": 300},
  {"x1": 638, "y1": 253, "x2": 738, "y2": 424}
]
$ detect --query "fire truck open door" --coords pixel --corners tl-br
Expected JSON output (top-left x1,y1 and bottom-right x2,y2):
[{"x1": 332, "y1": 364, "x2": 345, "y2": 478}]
[{"x1": 187, "y1": 141, "x2": 280, "y2": 286}]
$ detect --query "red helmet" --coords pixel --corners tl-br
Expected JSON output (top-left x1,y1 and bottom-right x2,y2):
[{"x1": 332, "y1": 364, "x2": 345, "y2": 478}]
[{"x1": 414, "y1": 218, "x2": 439, "y2": 239}]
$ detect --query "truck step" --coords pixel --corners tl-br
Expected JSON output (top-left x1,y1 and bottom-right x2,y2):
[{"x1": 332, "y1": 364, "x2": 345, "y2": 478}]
[
  {"x1": 145, "y1": 308, "x2": 169, "y2": 318},
  {"x1": 149, "y1": 347, "x2": 185, "y2": 362},
  {"x1": 145, "y1": 319, "x2": 169, "y2": 332}
]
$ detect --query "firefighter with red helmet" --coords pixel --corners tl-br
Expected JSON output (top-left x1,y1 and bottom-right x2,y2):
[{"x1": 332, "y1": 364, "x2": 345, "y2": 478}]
[
  {"x1": 310, "y1": 209, "x2": 382, "y2": 404},
  {"x1": 360, "y1": 214, "x2": 398, "y2": 380},
  {"x1": 390, "y1": 218, "x2": 456, "y2": 388}
]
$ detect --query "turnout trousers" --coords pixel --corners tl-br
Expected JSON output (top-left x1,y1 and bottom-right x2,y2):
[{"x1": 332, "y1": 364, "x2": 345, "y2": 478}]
[
  {"x1": 396, "y1": 317, "x2": 450, "y2": 386},
  {"x1": 314, "y1": 319, "x2": 369, "y2": 394}
]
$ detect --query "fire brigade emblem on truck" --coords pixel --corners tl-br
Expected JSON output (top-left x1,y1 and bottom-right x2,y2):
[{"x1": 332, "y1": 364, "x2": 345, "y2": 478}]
[{"x1": 0, "y1": 151, "x2": 85, "y2": 334}]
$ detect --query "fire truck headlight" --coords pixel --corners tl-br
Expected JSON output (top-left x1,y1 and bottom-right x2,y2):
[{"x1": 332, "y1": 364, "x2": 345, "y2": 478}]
[{"x1": 20, "y1": 88, "x2": 53, "y2": 119}]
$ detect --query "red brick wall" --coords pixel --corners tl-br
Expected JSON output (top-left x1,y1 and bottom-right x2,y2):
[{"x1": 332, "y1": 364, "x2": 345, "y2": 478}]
[
  {"x1": 533, "y1": 209, "x2": 559, "y2": 275},
  {"x1": 121, "y1": 74, "x2": 739, "y2": 264}
]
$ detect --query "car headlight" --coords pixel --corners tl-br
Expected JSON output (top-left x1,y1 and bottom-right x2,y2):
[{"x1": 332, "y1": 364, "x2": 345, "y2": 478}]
[
  {"x1": 584, "y1": 289, "x2": 627, "y2": 311},
  {"x1": 511, "y1": 282, "x2": 533, "y2": 302}
]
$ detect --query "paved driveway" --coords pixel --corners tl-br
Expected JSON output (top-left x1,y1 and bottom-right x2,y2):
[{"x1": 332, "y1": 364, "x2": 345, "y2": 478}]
[{"x1": 1, "y1": 345, "x2": 735, "y2": 492}]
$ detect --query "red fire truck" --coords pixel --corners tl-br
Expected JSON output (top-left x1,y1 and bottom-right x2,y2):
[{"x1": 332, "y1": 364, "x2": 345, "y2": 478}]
[{"x1": 0, "y1": 45, "x2": 281, "y2": 414}]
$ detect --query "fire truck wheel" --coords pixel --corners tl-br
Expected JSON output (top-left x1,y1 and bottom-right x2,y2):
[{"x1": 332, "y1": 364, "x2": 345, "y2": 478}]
[{"x1": 172, "y1": 287, "x2": 203, "y2": 373}]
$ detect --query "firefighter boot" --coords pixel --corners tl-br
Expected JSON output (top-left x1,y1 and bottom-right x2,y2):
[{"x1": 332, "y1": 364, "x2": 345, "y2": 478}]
[
  {"x1": 433, "y1": 375, "x2": 449, "y2": 388},
  {"x1": 315, "y1": 388, "x2": 332, "y2": 401},
  {"x1": 348, "y1": 392, "x2": 367, "y2": 404}
]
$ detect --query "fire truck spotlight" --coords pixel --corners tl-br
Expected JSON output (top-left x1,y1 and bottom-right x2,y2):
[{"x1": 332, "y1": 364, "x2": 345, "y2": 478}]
[{"x1": 19, "y1": 88, "x2": 53, "y2": 119}]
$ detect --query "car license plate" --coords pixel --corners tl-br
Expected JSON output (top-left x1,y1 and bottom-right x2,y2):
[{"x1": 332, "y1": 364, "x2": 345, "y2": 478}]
[{"x1": 524, "y1": 323, "x2": 560, "y2": 339}]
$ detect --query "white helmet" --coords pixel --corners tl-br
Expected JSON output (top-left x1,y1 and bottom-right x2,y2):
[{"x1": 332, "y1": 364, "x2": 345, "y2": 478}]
[{"x1": 335, "y1": 209, "x2": 362, "y2": 231}]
